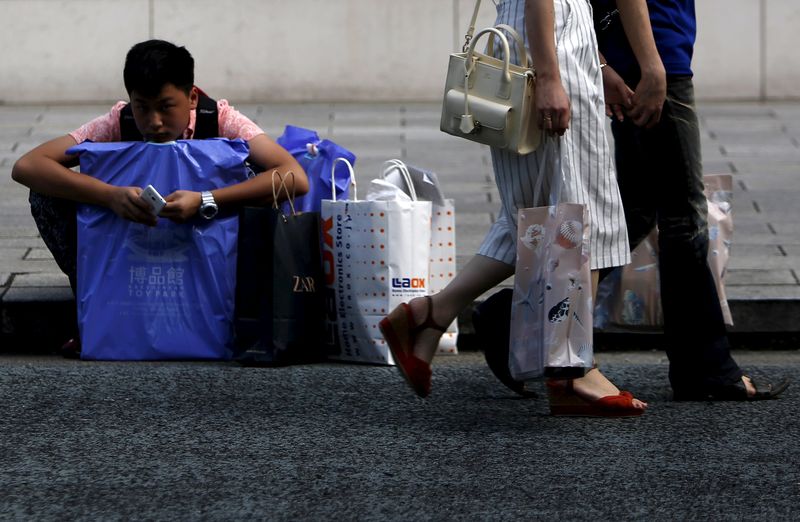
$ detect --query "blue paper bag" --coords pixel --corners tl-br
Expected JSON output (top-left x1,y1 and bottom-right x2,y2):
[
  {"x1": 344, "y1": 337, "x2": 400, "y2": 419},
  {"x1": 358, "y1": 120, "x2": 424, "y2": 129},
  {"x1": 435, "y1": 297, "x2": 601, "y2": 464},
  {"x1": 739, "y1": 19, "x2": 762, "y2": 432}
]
[
  {"x1": 67, "y1": 139, "x2": 250, "y2": 360},
  {"x1": 276, "y1": 125, "x2": 356, "y2": 212}
]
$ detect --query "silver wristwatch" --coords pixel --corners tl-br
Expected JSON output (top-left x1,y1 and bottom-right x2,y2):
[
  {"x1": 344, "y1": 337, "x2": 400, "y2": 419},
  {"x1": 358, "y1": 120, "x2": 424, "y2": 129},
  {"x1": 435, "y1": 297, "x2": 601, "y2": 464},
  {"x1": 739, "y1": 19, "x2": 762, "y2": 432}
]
[{"x1": 199, "y1": 191, "x2": 219, "y2": 220}]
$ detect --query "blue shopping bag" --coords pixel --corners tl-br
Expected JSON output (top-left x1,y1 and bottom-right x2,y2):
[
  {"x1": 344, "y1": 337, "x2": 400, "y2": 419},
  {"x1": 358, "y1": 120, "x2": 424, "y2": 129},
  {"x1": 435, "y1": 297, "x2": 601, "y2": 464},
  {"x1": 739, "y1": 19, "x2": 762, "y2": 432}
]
[
  {"x1": 67, "y1": 139, "x2": 250, "y2": 360},
  {"x1": 276, "y1": 125, "x2": 356, "y2": 212}
]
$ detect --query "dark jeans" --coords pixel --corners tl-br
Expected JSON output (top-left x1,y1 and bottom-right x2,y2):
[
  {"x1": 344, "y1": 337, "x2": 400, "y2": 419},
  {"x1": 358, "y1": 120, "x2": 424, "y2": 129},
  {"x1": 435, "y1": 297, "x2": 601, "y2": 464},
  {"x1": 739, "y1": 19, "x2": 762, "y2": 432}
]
[
  {"x1": 611, "y1": 76, "x2": 742, "y2": 393},
  {"x1": 29, "y1": 191, "x2": 78, "y2": 296}
]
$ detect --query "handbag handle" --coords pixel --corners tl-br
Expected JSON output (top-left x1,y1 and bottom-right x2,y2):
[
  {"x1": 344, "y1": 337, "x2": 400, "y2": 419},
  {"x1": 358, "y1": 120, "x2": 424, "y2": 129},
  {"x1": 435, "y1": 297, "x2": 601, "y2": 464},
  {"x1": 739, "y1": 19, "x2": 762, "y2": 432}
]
[
  {"x1": 465, "y1": 27, "x2": 513, "y2": 84},
  {"x1": 271, "y1": 170, "x2": 297, "y2": 217},
  {"x1": 330, "y1": 157, "x2": 357, "y2": 202},
  {"x1": 486, "y1": 24, "x2": 531, "y2": 69},
  {"x1": 380, "y1": 159, "x2": 418, "y2": 201}
]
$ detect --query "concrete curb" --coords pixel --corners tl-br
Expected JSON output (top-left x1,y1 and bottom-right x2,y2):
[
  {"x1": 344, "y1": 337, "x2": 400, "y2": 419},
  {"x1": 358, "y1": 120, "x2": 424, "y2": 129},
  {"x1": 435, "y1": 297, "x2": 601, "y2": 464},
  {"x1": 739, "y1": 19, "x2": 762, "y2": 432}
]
[{"x1": 3, "y1": 287, "x2": 799, "y2": 353}]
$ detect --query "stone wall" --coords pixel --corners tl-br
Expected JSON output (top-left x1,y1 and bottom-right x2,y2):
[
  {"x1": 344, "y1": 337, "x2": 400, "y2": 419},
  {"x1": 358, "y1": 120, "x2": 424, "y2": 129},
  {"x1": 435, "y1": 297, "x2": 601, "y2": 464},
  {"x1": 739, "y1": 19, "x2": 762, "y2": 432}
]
[{"x1": 1, "y1": 0, "x2": 797, "y2": 103}]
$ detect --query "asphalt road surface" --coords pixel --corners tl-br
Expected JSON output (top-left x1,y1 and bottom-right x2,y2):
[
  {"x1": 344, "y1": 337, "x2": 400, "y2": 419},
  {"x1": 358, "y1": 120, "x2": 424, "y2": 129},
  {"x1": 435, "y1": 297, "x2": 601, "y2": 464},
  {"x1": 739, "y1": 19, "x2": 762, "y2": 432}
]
[{"x1": 1, "y1": 351, "x2": 798, "y2": 520}]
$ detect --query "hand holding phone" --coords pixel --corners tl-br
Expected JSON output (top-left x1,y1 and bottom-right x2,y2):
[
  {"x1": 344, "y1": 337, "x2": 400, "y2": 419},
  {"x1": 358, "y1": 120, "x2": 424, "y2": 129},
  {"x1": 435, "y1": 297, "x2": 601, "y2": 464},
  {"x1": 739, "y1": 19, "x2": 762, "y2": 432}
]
[{"x1": 140, "y1": 184, "x2": 166, "y2": 215}]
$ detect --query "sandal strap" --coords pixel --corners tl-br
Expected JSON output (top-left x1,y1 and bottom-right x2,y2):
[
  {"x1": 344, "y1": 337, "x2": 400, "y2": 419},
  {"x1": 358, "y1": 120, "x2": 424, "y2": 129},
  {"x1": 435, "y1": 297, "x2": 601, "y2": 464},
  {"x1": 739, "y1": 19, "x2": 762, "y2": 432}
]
[{"x1": 412, "y1": 295, "x2": 448, "y2": 334}]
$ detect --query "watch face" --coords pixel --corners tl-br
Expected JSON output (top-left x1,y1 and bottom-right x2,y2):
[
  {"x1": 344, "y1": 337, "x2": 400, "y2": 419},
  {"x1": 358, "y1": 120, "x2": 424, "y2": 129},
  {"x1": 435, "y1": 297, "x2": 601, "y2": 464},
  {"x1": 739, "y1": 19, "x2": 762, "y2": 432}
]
[{"x1": 200, "y1": 203, "x2": 218, "y2": 219}]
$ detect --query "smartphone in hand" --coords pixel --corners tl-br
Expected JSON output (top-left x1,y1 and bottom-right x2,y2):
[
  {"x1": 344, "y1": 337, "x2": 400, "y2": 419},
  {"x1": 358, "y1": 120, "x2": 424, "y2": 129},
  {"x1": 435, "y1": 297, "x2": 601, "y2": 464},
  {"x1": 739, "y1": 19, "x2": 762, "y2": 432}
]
[{"x1": 140, "y1": 184, "x2": 166, "y2": 215}]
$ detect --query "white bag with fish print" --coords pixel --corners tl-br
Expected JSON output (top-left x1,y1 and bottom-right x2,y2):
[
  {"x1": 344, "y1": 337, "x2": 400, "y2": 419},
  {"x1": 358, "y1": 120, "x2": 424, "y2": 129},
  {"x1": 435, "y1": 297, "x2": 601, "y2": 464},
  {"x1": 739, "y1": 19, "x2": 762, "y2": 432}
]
[{"x1": 508, "y1": 139, "x2": 593, "y2": 381}]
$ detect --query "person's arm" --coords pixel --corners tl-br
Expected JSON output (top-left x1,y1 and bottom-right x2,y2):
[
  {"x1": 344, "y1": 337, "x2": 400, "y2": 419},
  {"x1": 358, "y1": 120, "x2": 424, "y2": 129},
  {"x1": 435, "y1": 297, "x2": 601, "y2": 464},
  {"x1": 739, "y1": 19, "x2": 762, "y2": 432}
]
[
  {"x1": 526, "y1": 0, "x2": 570, "y2": 136},
  {"x1": 11, "y1": 135, "x2": 157, "y2": 225},
  {"x1": 160, "y1": 134, "x2": 309, "y2": 223},
  {"x1": 614, "y1": 0, "x2": 666, "y2": 128}
]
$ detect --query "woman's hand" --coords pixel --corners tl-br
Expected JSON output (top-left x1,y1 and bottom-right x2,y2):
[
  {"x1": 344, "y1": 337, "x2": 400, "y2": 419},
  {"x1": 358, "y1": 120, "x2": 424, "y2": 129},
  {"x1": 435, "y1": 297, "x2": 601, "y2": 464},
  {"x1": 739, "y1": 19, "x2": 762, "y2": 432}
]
[
  {"x1": 108, "y1": 186, "x2": 157, "y2": 226},
  {"x1": 601, "y1": 65, "x2": 634, "y2": 122},
  {"x1": 535, "y1": 76, "x2": 571, "y2": 136},
  {"x1": 161, "y1": 190, "x2": 202, "y2": 223}
]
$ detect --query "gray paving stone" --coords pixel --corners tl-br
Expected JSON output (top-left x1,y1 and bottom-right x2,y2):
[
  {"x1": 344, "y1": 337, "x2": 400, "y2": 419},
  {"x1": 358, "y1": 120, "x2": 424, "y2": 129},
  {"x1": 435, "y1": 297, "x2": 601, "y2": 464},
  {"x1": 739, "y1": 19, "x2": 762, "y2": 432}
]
[
  {"x1": 727, "y1": 285, "x2": 800, "y2": 300},
  {"x1": 0, "y1": 107, "x2": 46, "y2": 123},
  {"x1": 0, "y1": 259, "x2": 60, "y2": 273},
  {"x1": 1, "y1": 285, "x2": 74, "y2": 303},
  {"x1": 0, "y1": 273, "x2": 9, "y2": 286},
  {"x1": 726, "y1": 268, "x2": 797, "y2": 286},
  {"x1": 733, "y1": 233, "x2": 800, "y2": 246},
  {"x1": 703, "y1": 118, "x2": 785, "y2": 133},
  {"x1": 721, "y1": 144, "x2": 800, "y2": 157},
  {"x1": 331, "y1": 102, "x2": 403, "y2": 114},
  {"x1": 730, "y1": 244, "x2": 784, "y2": 257},
  {"x1": 0, "y1": 237, "x2": 46, "y2": 250},
  {"x1": 702, "y1": 160, "x2": 736, "y2": 174},
  {"x1": 0, "y1": 227, "x2": 39, "y2": 239},
  {"x1": 0, "y1": 126, "x2": 32, "y2": 139},
  {"x1": 11, "y1": 273, "x2": 70, "y2": 287},
  {"x1": 697, "y1": 103, "x2": 775, "y2": 117},
  {"x1": 728, "y1": 255, "x2": 800, "y2": 271},
  {"x1": 736, "y1": 172, "x2": 800, "y2": 191},
  {"x1": 452, "y1": 212, "x2": 493, "y2": 227},
  {"x1": 0, "y1": 248, "x2": 28, "y2": 261},
  {"x1": 779, "y1": 245, "x2": 800, "y2": 257},
  {"x1": 712, "y1": 133, "x2": 795, "y2": 146},
  {"x1": 332, "y1": 113, "x2": 402, "y2": 126},
  {"x1": 24, "y1": 248, "x2": 54, "y2": 261}
]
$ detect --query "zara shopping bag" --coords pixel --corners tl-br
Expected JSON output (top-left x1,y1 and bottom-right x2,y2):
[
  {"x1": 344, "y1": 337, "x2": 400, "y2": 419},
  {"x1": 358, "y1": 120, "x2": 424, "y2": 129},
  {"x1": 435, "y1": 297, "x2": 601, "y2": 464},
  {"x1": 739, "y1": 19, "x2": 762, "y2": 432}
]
[
  {"x1": 68, "y1": 139, "x2": 250, "y2": 360},
  {"x1": 594, "y1": 174, "x2": 734, "y2": 328},
  {"x1": 276, "y1": 125, "x2": 355, "y2": 212},
  {"x1": 381, "y1": 160, "x2": 459, "y2": 354},
  {"x1": 320, "y1": 159, "x2": 432, "y2": 365},
  {"x1": 234, "y1": 172, "x2": 325, "y2": 366},
  {"x1": 509, "y1": 139, "x2": 593, "y2": 381}
]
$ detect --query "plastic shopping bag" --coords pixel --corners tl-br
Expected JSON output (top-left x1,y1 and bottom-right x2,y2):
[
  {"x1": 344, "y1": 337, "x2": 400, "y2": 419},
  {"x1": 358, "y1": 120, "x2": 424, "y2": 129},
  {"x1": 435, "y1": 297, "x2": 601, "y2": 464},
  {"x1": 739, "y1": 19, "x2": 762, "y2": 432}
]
[
  {"x1": 594, "y1": 174, "x2": 734, "y2": 328},
  {"x1": 68, "y1": 139, "x2": 250, "y2": 360},
  {"x1": 277, "y1": 125, "x2": 355, "y2": 212}
]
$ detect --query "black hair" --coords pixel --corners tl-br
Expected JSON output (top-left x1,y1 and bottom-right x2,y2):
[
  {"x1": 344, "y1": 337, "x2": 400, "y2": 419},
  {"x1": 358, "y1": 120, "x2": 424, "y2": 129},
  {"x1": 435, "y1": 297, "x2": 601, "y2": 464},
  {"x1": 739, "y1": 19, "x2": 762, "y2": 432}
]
[{"x1": 123, "y1": 40, "x2": 194, "y2": 97}]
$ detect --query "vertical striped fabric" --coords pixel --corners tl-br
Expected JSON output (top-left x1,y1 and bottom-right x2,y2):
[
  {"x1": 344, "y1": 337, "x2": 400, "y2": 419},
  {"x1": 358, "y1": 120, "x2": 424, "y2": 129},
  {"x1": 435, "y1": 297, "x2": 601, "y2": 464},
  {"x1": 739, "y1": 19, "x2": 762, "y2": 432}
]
[{"x1": 477, "y1": 0, "x2": 630, "y2": 270}]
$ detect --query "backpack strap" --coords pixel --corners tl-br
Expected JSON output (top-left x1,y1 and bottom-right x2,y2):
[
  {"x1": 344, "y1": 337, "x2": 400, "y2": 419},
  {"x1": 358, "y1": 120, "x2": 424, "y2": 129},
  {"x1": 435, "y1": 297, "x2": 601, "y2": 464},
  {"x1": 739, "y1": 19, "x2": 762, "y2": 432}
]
[
  {"x1": 193, "y1": 93, "x2": 219, "y2": 139},
  {"x1": 118, "y1": 91, "x2": 219, "y2": 141},
  {"x1": 119, "y1": 103, "x2": 141, "y2": 142}
]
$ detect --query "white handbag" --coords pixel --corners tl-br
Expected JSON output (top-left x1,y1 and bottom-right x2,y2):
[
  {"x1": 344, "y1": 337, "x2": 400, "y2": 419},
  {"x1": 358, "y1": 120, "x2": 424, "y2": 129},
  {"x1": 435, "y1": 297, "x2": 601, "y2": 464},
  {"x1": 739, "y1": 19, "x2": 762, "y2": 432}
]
[{"x1": 440, "y1": 1, "x2": 540, "y2": 155}]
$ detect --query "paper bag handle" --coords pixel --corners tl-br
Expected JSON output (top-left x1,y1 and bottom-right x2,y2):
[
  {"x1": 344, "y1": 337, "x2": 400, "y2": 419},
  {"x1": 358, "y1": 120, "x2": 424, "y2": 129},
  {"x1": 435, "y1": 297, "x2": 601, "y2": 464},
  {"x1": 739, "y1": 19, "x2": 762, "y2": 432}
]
[
  {"x1": 271, "y1": 170, "x2": 297, "y2": 217},
  {"x1": 330, "y1": 157, "x2": 357, "y2": 202},
  {"x1": 380, "y1": 159, "x2": 418, "y2": 201}
]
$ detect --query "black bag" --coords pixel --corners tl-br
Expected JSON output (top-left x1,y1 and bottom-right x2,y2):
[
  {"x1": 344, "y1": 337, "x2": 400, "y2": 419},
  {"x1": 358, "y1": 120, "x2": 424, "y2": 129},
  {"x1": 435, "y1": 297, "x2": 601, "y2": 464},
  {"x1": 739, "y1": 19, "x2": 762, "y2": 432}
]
[
  {"x1": 234, "y1": 174, "x2": 325, "y2": 366},
  {"x1": 473, "y1": 289, "x2": 537, "y2": 397}
]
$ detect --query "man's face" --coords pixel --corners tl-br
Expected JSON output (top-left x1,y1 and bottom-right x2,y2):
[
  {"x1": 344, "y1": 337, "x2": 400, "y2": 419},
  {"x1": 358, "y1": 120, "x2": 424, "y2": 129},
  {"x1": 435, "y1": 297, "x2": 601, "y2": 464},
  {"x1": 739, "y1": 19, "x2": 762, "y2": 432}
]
[{"x1": 130, "y1": 84, "x2": 198, "y2": 142}]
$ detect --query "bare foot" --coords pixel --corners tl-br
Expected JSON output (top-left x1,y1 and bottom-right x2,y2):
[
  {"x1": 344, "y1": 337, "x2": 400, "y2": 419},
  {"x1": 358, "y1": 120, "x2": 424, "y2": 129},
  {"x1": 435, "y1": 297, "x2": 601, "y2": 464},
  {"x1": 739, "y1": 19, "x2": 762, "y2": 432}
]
[
  {"x1": 742, "y1": 375, "x2": 756, "y2": 397},
  {"x1": 571, "y1": 368, "x2": 648, "y2": 410}
]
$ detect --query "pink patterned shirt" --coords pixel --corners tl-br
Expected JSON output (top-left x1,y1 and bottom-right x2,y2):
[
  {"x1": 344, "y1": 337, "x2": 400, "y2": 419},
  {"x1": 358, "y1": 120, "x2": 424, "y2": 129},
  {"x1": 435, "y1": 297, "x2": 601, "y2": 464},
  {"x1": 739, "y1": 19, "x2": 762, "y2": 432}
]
[{"x1": 69, "y1": 99, "x2": 264, "y2": 143}]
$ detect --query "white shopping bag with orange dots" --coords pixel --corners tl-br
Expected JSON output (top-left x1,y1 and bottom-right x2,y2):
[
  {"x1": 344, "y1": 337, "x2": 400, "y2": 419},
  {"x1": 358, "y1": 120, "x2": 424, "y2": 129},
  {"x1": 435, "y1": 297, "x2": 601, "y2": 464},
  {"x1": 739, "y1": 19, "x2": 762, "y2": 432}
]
[
  {"x1": 382, "y1": 160, "x2": 459, "y2": 354},
  {"x1": 320, "y1": 159, "x2": 431, "y2": 365}
]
